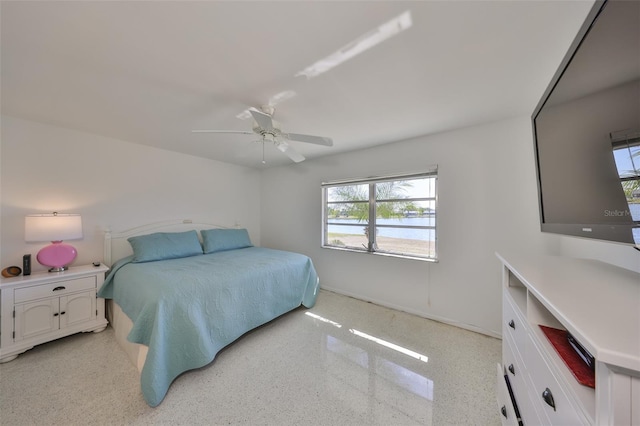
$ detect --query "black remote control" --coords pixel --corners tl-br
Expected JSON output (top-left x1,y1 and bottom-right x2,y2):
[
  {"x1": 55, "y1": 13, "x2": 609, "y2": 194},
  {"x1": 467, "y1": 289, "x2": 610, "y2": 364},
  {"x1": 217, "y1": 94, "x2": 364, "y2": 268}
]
[
  {"x1": 23, "y1": 254, "x2": 31, "y2": 276},
  {"x1": 567, "y1": 333, "x2": 595, "y2": 371}
]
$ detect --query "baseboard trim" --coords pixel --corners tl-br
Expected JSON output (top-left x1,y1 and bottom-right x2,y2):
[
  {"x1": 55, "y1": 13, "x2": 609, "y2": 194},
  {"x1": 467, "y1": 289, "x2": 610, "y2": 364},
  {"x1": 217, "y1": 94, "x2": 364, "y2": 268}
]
[{"x1": 319, "y1": 285, "x2": 501, "y2": 339}]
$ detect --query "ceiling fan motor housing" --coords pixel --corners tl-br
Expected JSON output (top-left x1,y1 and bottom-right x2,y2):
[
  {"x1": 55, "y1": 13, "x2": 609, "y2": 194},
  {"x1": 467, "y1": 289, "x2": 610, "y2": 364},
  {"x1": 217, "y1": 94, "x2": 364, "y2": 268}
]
[{"x1": 192, "y1": 103, "x2": 332, "y2": 164}]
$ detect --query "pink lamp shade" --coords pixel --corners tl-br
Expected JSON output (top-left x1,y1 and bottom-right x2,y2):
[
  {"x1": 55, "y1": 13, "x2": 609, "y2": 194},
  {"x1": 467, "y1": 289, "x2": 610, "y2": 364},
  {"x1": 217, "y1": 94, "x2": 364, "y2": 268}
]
[{"x1": 25, "y1": 213, "x2": 83, "y2": 272}]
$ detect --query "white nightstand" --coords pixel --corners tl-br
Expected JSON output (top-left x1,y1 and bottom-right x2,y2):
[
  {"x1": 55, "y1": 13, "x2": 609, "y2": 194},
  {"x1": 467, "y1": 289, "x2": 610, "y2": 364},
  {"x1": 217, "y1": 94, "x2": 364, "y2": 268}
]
[{"x1": 0, "y1": 263, "x2": 109, "y2": 362}]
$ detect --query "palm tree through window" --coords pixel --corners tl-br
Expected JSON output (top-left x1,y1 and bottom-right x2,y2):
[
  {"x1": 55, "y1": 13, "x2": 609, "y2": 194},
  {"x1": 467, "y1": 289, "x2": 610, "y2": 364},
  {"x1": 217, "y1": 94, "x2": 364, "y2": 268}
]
[{"x1": 322, "y1": 170, "x2": 437, "y2": 260}]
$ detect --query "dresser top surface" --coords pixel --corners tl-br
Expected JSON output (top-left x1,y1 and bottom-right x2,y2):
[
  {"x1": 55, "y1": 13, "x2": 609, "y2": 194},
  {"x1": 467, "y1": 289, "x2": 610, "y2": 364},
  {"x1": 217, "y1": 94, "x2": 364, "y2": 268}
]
[{"x1": 497, "y1": 252, "x2": 640, "y2": 373}]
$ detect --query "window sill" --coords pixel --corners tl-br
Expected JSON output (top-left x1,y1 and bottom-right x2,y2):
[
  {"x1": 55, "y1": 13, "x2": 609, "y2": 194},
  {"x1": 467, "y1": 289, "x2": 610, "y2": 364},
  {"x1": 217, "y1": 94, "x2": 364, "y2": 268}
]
[{"x1": 321, "y1": 245, "x2": 438, "y2": 262}]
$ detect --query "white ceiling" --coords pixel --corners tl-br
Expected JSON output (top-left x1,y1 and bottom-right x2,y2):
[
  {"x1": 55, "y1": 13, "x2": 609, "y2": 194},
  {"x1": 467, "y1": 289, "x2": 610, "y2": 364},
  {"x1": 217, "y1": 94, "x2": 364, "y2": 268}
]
[{"x1": 1, "y1": 1, "x2": 594, "y2": 168}]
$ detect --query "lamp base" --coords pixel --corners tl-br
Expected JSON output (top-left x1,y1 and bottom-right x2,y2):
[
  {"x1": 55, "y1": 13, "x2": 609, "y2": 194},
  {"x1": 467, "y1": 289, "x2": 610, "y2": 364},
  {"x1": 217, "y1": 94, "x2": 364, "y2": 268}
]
[{"x1": 37, "y1": 241, "x2": 77, "y2": 273}]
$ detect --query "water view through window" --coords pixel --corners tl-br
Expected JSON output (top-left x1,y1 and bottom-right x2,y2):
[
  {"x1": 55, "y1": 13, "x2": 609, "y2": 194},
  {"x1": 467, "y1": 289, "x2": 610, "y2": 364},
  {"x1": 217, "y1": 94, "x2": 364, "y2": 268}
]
[{"x1": 323, "y1": 171, "x2": 437, "y2": 260}]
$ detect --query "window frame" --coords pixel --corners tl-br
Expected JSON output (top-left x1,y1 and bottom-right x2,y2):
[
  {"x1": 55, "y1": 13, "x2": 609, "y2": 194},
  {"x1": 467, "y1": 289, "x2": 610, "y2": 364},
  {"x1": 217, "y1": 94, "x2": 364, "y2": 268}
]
[{"x1": 322, "y1": 169, "x2": 438, "y2": 261}]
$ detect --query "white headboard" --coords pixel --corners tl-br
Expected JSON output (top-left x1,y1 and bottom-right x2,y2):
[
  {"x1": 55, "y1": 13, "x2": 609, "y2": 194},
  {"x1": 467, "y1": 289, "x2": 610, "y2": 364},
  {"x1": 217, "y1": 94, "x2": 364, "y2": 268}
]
[{"x1": 103, "y1": 219, "x2": 231, "y2": 266}]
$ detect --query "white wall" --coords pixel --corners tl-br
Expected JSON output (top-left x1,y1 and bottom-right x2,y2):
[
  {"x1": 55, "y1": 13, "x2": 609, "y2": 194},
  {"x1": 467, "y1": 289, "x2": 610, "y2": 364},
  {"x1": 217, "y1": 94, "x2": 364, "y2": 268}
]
[
  {"x1": 557, "y1": 236, "x2": 640, "y2": 273},
  {"x1": 4, "y1": 113, "x2": 635, "y2": 336},
  {"x1": 1, "y1": 115, "x2": 261, "y2": 273},
  {"x1": 260, "y1": 116, "x2": 559, "y2": 337}
]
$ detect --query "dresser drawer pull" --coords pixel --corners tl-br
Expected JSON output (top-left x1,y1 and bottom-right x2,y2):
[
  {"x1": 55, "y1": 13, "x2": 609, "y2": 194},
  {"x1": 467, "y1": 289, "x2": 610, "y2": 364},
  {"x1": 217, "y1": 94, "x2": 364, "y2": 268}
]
[
  {"x1": 52, "y1": 286, "x2": 66, "y2": 292},
  {"x1": 508, "y1": 364, "x2": 515, "y2": 375},
  {"x1": 508, "y1": 319, "x2": 515, "y2": 329},
  {"x1": 542, "y1": 387, "x2": 556, "y2": 411},
  {"x1": 53, "y1": 312, "x2": 59, "y2": 317},
  {"x1": 501, "y1": 405, "x2": 507, "y2": 418},
  {"x1": 60, "y1": 311, "x2": 66, "y2": 315}
]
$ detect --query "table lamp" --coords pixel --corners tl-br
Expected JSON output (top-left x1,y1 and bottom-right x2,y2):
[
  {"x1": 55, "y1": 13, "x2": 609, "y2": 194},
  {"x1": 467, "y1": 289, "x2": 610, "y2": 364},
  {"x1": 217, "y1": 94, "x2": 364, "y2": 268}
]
[{"x1": 25, "y1": 212, "x2": 83, "y2": 272}]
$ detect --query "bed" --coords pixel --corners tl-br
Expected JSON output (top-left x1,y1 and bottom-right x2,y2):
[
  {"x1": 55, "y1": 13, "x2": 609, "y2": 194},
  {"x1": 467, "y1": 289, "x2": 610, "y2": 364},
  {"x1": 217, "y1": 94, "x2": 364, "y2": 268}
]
[{"x1": 99, "y1": 220, "x2": 319, "y2": 407}]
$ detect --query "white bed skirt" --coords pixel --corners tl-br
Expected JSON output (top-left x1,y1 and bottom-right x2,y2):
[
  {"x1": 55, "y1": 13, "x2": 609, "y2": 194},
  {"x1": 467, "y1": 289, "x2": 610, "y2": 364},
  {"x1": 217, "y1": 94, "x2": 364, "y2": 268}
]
[{"x1": 106, "y1": 300, "x2": 147, "y2": 372}]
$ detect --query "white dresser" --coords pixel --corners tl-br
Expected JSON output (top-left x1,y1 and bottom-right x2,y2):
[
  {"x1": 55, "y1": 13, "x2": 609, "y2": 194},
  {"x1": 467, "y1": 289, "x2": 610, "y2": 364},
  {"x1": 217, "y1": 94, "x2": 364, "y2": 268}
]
[
  {"x1": 0, "y1": 264, "x2": 109, "y2": 362},
  {"x1": 496, "y1": 253, "x2": 640, "y2": 425}
]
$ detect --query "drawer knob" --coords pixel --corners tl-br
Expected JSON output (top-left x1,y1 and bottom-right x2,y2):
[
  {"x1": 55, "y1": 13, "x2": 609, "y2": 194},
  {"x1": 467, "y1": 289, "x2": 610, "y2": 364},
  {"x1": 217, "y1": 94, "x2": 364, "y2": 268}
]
[
  {"x1": 508, "y1": 319, "x2": 515, "y2": 329},
  {"x1": 508, "y1": 364, "x2": 515, "y2": 375},
  {"x1": 501, "y1": 405, "x2": 507, "y2": 418},
  {"x1": 52, "y1": 286, "x2": 66, "y2": 292},
  {"x1": 53, "y1": 312, "x2": 59, "y2": 317},
  {"x1": 542, "y1": 387, "x2": 556, "y2": 411}
]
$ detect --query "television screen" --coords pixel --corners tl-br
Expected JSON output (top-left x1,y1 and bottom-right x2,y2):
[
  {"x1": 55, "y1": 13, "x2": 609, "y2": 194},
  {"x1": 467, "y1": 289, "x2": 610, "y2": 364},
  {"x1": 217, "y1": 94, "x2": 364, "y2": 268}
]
[{"x1": 532, "y1": 0, "x2": 640, "y2": 245}]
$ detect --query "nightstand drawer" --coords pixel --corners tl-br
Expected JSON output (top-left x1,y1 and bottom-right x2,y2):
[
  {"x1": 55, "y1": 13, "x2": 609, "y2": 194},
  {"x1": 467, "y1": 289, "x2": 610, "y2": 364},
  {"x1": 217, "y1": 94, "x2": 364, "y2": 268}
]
[{"x1": 14, "y1": 276, "x2": 96, "y2": 303}]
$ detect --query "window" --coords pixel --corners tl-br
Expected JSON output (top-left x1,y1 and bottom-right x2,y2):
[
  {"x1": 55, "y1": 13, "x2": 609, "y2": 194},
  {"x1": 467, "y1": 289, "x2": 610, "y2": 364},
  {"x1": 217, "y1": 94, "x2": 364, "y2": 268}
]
[
  {"x1": 322, "y1": 170, "x2": 437, "y2": 260},
  {"x1": 612, "y1": 131, "x2": 640, "y2": 242}
]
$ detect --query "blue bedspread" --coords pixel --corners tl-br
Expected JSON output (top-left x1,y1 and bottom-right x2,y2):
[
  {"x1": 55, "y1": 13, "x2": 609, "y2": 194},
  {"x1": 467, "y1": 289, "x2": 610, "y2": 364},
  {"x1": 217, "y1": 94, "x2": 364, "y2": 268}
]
[{"x1": 98, "y1": 247, "x2": 319, "y2": 407}]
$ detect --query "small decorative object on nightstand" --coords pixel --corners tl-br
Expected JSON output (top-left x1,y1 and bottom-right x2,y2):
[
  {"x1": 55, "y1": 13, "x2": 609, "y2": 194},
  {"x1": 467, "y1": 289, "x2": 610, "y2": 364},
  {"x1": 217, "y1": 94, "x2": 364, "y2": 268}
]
[
  {"x1": 1, "y1": 266, "x2": 22, "y2": 278},
  {"x1": 0, "y1": 263, "x2": 109, "y2": 363}
]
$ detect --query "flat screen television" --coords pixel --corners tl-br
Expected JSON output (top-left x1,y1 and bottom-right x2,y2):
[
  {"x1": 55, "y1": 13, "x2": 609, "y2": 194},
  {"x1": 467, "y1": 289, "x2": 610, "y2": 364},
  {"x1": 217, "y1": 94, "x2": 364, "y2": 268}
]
[{"x1": 532, "y1": 0, "x2": 640, "y2": 246}]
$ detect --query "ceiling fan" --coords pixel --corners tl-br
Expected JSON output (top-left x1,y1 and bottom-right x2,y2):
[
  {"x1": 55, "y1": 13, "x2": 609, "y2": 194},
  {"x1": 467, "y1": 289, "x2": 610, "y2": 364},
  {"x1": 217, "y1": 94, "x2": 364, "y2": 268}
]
[{"x1": 192, "y1": 105, "x2": 333, "y2": 164}]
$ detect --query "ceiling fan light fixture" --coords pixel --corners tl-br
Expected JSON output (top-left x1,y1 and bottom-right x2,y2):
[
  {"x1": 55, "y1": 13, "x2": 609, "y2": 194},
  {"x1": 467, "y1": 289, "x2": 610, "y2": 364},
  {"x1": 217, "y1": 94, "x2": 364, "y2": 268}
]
[{"x1": 263, "y1": 133, "x2": 275, "y2": 142}]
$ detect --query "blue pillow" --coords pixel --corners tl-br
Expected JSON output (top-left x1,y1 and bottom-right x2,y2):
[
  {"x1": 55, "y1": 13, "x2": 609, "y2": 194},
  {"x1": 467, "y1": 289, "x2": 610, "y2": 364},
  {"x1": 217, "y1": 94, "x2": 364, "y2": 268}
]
[
  {"x1": 201, "y1": 228, "x2": 253, "y2": 254},
  {"x1": 128, "y1": 230, "x2": 203, "y2": 263}
]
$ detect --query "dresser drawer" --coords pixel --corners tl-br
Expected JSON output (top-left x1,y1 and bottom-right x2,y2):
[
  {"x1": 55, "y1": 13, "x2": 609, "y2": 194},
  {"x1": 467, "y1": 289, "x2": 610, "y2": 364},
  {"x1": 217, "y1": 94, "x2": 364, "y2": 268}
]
[
  {"x1": 503, "y1": 332, "x2": 525, "y2": 392},
  {"x1": 526, "y1": 334, "x2": 588, "y2": 425},
  {"x1": 504, "y1": 332, "x2": 543, "y2": 426},
  {"x1": 496, "y1": 363, "x2": 519, "y2": 426},
  {"x1": 503, "y1": 294, "x2": 527, "y2": 362},
  {"x1": 14, "y1": 276, "x2": 96, "y2": 303}
]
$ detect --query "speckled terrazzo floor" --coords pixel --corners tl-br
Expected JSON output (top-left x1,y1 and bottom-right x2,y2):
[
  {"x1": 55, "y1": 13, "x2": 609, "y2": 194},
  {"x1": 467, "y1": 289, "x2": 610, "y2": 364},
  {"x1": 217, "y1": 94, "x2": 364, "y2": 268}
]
[{"x1": 0, "y1": 290, "x2": 501, "y2": 425}]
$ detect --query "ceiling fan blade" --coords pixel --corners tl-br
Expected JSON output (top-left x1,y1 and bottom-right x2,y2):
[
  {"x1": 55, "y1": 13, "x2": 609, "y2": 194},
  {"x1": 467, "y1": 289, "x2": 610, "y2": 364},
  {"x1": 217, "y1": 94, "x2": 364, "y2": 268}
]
[
  {"x1": 276, "y1": 142, "x2": 305, "y2": 163},
  {"x1": 283, "y1": 133, "x2": 333, "y2": 146},
  {"x1": 191, "y1": 130, "x2": 254, "y2": 134},
  {"x1": 249, "y1": 109, "x2": 274, "y2": 131}
]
